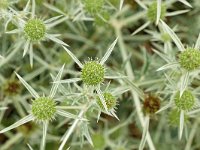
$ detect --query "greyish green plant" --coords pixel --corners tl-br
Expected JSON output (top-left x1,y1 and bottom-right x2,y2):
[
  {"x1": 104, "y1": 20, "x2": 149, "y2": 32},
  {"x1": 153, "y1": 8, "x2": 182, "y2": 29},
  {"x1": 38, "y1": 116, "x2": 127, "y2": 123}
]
[{"x1": 1, "y1": 0, "x2": 200, "y2": 150}]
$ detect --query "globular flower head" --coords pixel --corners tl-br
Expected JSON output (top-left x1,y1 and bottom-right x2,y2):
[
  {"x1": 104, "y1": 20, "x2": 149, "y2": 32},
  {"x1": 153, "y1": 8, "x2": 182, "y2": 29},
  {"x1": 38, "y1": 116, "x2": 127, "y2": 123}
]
[
  {"x1": 143, "y1": 94, "x2": 160, "y2": 115},
  {"x1": 81, "y1": 61, "x2": 105, "y2": 86},
  {"x1": 147, "y1": 2, "x2": 166, "y2": 22},
  {"x1": 31, "y1": 97, "x2": 56, "y2": 122},
  {"x1": 178, "y1": 48, "x2": 200, "y2": 71},
  {"x1": 24, "y1": 19, "x2": 46, "y2": 41},
  {"x1": 168, "y1": 109, "x2": 188, "y2": 127},
  {"x1": 97, "y1": 92, "x2": 117, "y2": 110},
  {"x1": 83, "y1": 0, "x2": 104, "y2": 15},
  {"x1": 174, "y1": 90, "x2": 195, "y2": 111}
]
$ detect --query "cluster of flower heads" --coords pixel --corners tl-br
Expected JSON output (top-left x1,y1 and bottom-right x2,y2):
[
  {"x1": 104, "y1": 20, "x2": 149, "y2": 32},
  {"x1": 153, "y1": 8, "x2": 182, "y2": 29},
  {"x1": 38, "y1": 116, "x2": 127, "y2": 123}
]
[
  {"x1": 0, "y1": 1, "x2": 124, "y2": 149},
  {"x1": 0, "y1": 0, "x2": 199, "y2": 150}
]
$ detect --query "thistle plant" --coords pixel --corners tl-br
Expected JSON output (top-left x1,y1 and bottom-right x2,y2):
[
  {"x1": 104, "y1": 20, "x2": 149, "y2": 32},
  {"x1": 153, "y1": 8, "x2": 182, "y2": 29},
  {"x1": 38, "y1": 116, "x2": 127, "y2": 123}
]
[
  {"x1": 5, "y1": 0, "x2": 68, "y2": 67},
  {"x1": 1, "y1": 0, "x2": 200, "y2": 150},
  {"x1": 0, "y1": 66, "x2": 85, "y2": 150}
]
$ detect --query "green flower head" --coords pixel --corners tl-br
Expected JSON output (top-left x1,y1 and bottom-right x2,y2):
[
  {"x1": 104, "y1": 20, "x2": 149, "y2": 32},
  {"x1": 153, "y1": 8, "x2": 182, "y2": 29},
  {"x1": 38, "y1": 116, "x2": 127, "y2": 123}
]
[
  {"x1": 24, "y1": 19, "x2": 46, "y2": 41},
  {"x1": 174, "y1": 90, "x2": 195, "y2": 111},
  {"x1": 97, "y1": 92, "x2": 117, "y2": 110},
  {"x1": 178, "y1": 48, "x2": 200, "y2": 71},
  {"x1": 81, "y1": 61, "x2": 105, "y2": 86},
  {"x1": 32, "y1": 97, "x2": 56, "y2": 121},
  {"x1": 147, "y1": 2, "x2": 166, "y2": 22}
]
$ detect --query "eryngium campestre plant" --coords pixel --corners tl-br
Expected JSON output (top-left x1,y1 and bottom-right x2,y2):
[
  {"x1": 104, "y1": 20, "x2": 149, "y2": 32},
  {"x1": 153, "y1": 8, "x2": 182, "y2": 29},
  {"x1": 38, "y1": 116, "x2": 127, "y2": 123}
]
[{"x1": 1, "y1": 0, "x2": 200, "y2": 150}]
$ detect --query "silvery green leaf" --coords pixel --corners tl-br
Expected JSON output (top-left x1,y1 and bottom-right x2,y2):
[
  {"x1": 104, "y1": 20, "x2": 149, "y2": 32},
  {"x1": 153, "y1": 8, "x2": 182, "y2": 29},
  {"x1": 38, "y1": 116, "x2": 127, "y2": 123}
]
[
  {"x1": 31, "y1": 0, "x2": 36, "y2": 18},
  {"x1": 81, "y1": 123, "x2": 93, "y2": 146},
  {"x1": 152, "y1": 49, "x2": 171, "y2": 63},
  {"x1": 44, "y1": 15, "x2": 63, "y2": 24},
  {"x1": 179, "y1": 71, "x2": 189, "y2": 97},
  {"x1": 139, "y1": 116, "x2": 149, "y2": 150},
  {"x1": 110, "y1": 110, "x2": 119, "y2": 120},
  {"x1": 166, "y1": 9, "x2": 190, "y2": 17},
  {"x1": 0, "y1": 114, "x2": 34, "y2": 133},
  {"x1": 54, "y1": 78, "x2": 81, "y2": 84},
  {"x1": 156, "y1": 103, "x2": 171, "y2": 114},
  {"x1": 178, "y1": 0, "x2": 192, "y2": 8},
  {"x1": 23, "y1": 40, "x2": 30, "y2": 57},
  {"x1": 100, "y1": 37, "x2": 118, "y2": 65},
  {"x1": 179, "y1": 110, "x2": 185, "y2": 140},
  {"x1": 50, "y1": 64, "x2": 65, "y2": 98},
  {"x1": 156, "y1": 62, "x2": 179, "y2": 71},
  {"x1": 135, "y1": 0, "x2": 147, "y2": 10},
  {"x1": 15, "y1": 73, "x2": 39, "y2": 99},
  {"x1": 96, "y1": 86, "x2": 108, "y2": 112},
  {"x1": 27, "y1": 144, "x2": 34, "y2": 150},
  {"x1": 161, "y1": 20, "x2": 185, "y2": 51},
  {"x1": 62, "y1": 46, "x2": 83, "y2": 68},
  {"x1": 23, "y1": 0, "x2": 31, "y2": 13},
  {"x1": 40, "y1": 121, "x2": 48, "y2": 150},
  {"x1": 57, "y1": 110, "x2": 86, "y2": 121},
  {"x1": 156, "y1": 0, "x2": 161, "y2": 25},
  {"x1": 119, "y1": 0, "x2": 124, "y2": 10},
  {"x1": 131, "y1": 21, "x2": 150, "y2": 35},
  {"x1": 59, "y1": 109, "x2": 85, "y2": 150},
  {"x1": 195, "y1": 33, "x2": 200, "y2": 49},
  {"x1": 29, "y1": 44, "x2": 33, "y2": 68},
  {"x1": 46, "y1": 34, "x2": 69, "y2": 47}
]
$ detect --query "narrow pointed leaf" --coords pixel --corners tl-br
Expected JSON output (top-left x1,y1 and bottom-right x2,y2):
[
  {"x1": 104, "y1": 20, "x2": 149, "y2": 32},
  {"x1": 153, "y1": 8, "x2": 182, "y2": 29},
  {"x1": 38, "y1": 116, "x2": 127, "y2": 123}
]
[
  {"x1": 156, "y1": 62, "x2": 179, "y2": 71},
  {"x1": 195, "y1": 33, "x2": 200, "y2": 49},
  {"x1": 96, "y1": 86, "x2": 108, "y2": 112},
  {"x1": 54, "y1": 78, "x2": 81, "y2": 84},
  {"x1": 44, "y1": 15, "x2": 63, "y2": 24},
  {"x1": 131, "y1": 22, "x2": 150, "y2": 36},
  {"x1": 62, "y1": 46, "x2": 83, "y2": 68},
  {"x1": 100, "y1": 38, "x2": 118, "y2": 65},
  {"x1": 139, "y1": 116, "x2": 149, "y2": 150},
  {"x1": 40, "y1": 121, "x2": 48, "y2": 150},
  {"x1": 50, "y1": 65, "x2": 65, "y2": 98},
  {"x1": 47, "y1": 34, "x2": 69, "y2": 47},
  {"x1": 161, "y1": 20, "x2": 185, "y2": 51},
  {"x1": 179, "y1": 110, "x2": 185, "y2": 140},
  {"x1": 15, "y1": 73, "x2": 39, "y2": 99},
  {"x1": 23, "y1": 40, "x2": 30, "y2": 57},
  {"x1": 178, "y1": 0, "x2": 192, "y2": 8},
  {"x1": 156, "y1": 0, "x2": 161, "y2": 25},
  {"x1": 180, "y1": 71, "x2": 189, "y2": 97},
  {"x1": 0, "y1": 114, "x2": 34, "y2": 133}
]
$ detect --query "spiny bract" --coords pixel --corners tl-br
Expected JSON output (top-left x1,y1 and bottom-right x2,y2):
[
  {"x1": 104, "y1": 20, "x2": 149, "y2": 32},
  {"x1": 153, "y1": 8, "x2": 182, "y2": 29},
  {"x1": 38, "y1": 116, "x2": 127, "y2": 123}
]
[
  {"x1": 147, "y1": 2, "x2": 166, "y2": 22},
  {"x1": 97, "y1": 92, "x2": 117, "y2": 110},
  {"x1": 174, "y1": 90, "x2": 195, "y2": 111},
  {"x1": 24, "y1": 19, "x2": 46, "y2": 41},
  {"x1": 178, "y1": 48, "x2": 200, "y2": 71},
  {"x1": 81, "y1": 61, "x2": 105, "y2": 86},
  {"x1": 31, "y1": 97, "x2": 56, "y2": 121}
]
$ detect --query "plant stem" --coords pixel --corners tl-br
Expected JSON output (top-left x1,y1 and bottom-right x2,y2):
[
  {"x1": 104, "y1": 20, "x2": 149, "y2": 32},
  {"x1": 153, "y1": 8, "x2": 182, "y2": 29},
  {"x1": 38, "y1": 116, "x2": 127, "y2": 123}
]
[{"x1": 115, "y1": 26, "x2": 155, "y2": 150}]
